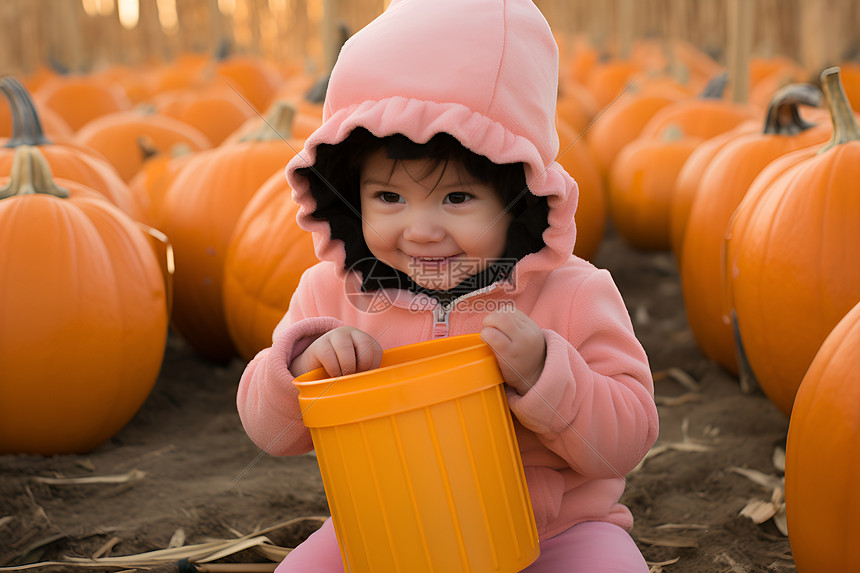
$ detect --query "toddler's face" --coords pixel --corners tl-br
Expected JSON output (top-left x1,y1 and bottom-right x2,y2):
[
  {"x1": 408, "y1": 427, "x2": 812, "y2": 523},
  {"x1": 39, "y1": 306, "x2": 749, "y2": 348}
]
[{"x1": 359, "y1": 150, "x2": 513, "y2": 292}]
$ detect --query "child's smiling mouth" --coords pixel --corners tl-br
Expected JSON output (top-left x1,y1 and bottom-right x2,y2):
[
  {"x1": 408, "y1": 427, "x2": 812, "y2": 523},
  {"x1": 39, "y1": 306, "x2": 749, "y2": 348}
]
[{"x1": 409, "y1": 253, "x2": 464, "y2": 268}]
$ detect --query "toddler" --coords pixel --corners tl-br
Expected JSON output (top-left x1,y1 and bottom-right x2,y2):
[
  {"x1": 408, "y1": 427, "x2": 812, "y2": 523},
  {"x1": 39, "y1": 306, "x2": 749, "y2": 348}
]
[{"x1": 237, "y1": 0, "x2": 659, "y2": 570}]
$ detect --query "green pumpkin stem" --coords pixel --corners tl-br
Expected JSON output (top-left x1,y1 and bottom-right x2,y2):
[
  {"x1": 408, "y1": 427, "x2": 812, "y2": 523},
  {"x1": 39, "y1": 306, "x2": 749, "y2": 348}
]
[
  {"x1": 0, "y1": 145, "x2": 70, "y2": 200},
  {"x1": 763, "y1": 83, "x2": 821, "y2": 135},
  {"x1": 0, "y1": 76, "x2": 52, "y2": 148},
  {"x1": 238, "y1": 101, "x2": 295, "y2": 143},
  {"x1": 819, "y1": 67, "x2": 860, "y2": 154}
]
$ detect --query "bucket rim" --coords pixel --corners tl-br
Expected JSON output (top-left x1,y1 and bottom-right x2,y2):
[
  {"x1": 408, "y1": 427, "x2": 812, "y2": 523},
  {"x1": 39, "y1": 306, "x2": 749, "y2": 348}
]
[{"x1": 294, "y1": 333, "x2": 488, "y2": 388}]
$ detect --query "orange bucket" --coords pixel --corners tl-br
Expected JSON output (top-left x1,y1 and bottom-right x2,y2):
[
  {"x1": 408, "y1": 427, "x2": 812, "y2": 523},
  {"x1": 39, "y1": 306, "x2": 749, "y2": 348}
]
[{"x1": 294, "y1": 333, "x2": 539, "y2": 572}]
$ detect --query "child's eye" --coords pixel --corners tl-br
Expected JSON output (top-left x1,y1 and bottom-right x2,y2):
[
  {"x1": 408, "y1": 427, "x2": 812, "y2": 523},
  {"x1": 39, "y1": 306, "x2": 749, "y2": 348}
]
[
  {"x1": 445, "y1": 192, "x2": 472, "y2": 204},
  {"x1": 377, "y1": 192, "x2": 403, "y2": 203}
]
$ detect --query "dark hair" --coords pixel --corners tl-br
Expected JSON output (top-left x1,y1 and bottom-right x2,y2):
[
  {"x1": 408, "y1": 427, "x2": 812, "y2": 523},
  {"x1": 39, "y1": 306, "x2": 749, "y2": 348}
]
[{"x1": 296, "y1": 128, "x2": 549, "y2": 295}]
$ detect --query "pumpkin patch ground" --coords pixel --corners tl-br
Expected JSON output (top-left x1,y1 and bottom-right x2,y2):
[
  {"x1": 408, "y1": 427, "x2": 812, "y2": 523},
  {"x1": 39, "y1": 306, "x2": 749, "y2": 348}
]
[{"x1": 0, "y1": 227, "x2": 794, "y2": 572}]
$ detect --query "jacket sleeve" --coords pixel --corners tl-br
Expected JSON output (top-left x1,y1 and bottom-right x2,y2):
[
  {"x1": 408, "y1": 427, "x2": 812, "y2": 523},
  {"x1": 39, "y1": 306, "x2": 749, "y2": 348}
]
[
  {"x1": 236, "y1": 265, "x2": 344, "y2": 456},
  {"x1": 507, "y1": 269, "x2": 658, "y2": 479}
]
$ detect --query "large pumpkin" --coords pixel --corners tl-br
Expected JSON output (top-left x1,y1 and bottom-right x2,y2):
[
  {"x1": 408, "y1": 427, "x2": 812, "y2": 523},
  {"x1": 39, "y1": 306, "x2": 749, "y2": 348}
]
[
  {"x1": 724, "y1": 67, "x2": 860, "y2": 415},
  {"x1": 223, "y1": 171, "x2": 319, "y2": 362},
  {"x1": 158, "y1": 106, "x2": 305, "y2": 363},
  {"x1": 679, "y1": 84, "x2": 831, "y2": 375},
  {"x1": 0, "y1": 146, "x2": 168, "y2": 454},
  {"x1": 784, "y1": 299, "x2": 860, "y2": 572}
]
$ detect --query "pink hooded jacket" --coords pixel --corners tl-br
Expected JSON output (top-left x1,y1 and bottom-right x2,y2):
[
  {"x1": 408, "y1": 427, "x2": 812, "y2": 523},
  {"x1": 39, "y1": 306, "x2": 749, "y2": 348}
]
[{"x1": 237, "y1": 0, "x2": 658, "y2": 541}]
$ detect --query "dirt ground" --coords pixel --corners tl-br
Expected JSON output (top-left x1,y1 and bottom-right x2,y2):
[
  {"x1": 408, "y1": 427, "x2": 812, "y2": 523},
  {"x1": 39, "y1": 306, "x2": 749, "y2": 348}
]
[{"x1": 0, "y1": 226, "x2": 794, "y2": 572}]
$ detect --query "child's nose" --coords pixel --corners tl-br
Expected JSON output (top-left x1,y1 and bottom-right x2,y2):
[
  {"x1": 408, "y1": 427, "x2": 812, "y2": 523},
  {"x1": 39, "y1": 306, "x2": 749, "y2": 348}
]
[{"x1": 402, "y1": 213, "x2": 445, "y2": 242}]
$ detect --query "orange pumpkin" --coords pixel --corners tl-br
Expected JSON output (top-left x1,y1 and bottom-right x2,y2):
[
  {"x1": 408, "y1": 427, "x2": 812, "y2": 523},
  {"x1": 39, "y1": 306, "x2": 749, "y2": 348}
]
[
  {"x1": 670, "y1": 83, "x2": 831, "y2": 256},
  {"x1": 153, "y1": 84, "x2": 257, "y2": 146},
  {"x1": 585, "y1": 87, "x2": 681, "y2": 180},
  {"x1": 158, "y1": 111, "x2": 305, "y2": 363},
  {"x1": 146, "y1": 53, "x2": 210, "y2": 94},
  {"x1": 0, "y1": 76, "x2": 146, "y2": 221},
  {"x1": 839, "y1": 61, "x2": 860, "y2": 110},
  {"x1": 785, "y1": 299, "x2": 860, "y2": 572},
  {"x1": 746, "y1": 56, "x2": 807, "y2": 109},
  {"x1": 724, "y1": 68, "x2": 860, "y2": 415},
  {"x1": 556, "y1": 117, "x2": 606, "y2": 261},
  {"x1": 668, "y1": 39, "x2": 724, "y2": 94},
  {"x1": 34, "y1": 74, "x2": 133, "y2": 132},
  {"x1": 668, "y1": 120, "x2": 759, "y2": 257},
  {"x1": 91, "y1": 63, "x2": 159, "y2": 105},
  {"x1": 637, "y1": 86, "x2": 759, "y2": 142},
  {"x1": 128, "y1": 146, "x2": 195, "y2": 226},
  {"x1": 223, "y1": 171, "x2": 319, "y2": 361},
  {"x1": 608, "y1": 127, "x2": 701, "y2": 251},
  {"x1": 270, "y1": 72, "x2": 320, "y2": 113},
  {"x1": 20, "y1": 65, "x2": 57, "y2": 94},
  {"x1": 585, "y1": 59, "x2": 642, "y2": 110},
  {"x1": 564, "y1": 36, "x2": 599, "y2": 86},
  {"x1": 0, "y1": 146, "x2": 168, "y2": 454},
  {"x1": 556, "y1": 80, "x2": 598, "y2": 136},
  {"x1": 215, "y1": 55, "x2": 283, "y2": 113},
  {"x1": 606, "y1": 75, "x2": 761, "y2": 252},
  {"x1": 680, "y1": 84, "x2": 831, "y2": 376},
  {"x1": 75, "y1": 107, "x2": 212, "y2": 183}
]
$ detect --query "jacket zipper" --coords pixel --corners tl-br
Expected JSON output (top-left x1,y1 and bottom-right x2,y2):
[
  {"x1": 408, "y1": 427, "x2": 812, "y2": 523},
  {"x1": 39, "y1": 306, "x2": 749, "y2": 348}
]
[{"x1": 430, "y1": 283, "x2": 499, "y2": 339}]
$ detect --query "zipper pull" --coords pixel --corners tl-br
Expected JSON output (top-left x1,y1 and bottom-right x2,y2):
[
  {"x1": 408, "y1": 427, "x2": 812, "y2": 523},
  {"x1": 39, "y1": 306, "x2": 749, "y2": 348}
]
[{"x1": 432, "y1": 302, "x2": 450, "y2": 338}]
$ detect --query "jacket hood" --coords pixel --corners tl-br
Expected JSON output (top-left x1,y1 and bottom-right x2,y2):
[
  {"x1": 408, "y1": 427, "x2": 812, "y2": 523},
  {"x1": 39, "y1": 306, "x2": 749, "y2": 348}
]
[{"x1": 286, "y1": 0, "x2": 579, "y2": 289}]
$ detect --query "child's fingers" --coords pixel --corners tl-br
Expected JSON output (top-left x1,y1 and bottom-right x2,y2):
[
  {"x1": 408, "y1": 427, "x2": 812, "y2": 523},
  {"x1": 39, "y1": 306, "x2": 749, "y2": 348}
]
[
  {"x1": 480, "y1": 325, "x2": 513, "y2": 353},
  {"x1": 482, "y1": 307, "x2": 532, "y2": 342},
  {"x1": 308, "y1": 331, "x2": 353, "y2": 376},
  {"x1": 351, "y1": 331, "x2": 384, "y2": 372},
  {"x1": 315, "y1": 345, "x2": 351, "y2": 377}
]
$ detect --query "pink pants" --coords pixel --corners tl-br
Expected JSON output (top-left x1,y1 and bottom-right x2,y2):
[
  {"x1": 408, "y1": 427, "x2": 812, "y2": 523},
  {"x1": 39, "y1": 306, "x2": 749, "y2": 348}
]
[{"x1": 276, "y1": 518, "x2": 649, "y2": 572}]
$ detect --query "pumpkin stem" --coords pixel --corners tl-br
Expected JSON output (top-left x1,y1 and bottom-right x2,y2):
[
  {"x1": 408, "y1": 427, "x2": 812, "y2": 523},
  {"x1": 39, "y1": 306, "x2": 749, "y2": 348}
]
[
  {"x1": 238, "y1": 101, "x2": 296, "y2": 143},
  {"x1": 0, "y1": 145, "x2": 70, "y2": 200},
  {"x1": 134, "y1": 103, "x2": 158, "y2": 115},
  {"x1": 138, "y1": 135, "x2": 160, "y2": 162},
  {"x1": 763, "y1": 83, "x2": 822, "y2": 135},
  {"x1": 699, "y1": 72, "x2": 728, "y2": 100},
  {"x1": 0, "y1": 76, "x2": 52, "y2": 148},
  {"x1": 819, "y1": 66, "x2": 860, "y2": 154},
  {"x1": 660, "y1": 124, "x2": 686, "y2": 142}
]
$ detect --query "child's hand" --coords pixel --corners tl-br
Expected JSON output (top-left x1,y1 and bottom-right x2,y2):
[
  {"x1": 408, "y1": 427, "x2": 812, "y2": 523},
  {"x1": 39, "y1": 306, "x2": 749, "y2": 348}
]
[
  {"x1": 481, "y1": 308, "x2": 546, "y2": 395},
  {"x1": 289, "y1": 327, "x2": 384, "y2": 378}
]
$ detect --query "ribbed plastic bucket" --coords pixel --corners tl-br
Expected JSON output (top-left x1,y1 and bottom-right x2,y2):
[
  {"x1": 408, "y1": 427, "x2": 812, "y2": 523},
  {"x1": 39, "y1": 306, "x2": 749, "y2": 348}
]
[{"x1": 294, "y1": 333, "x2": 539, "y2": 572}]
